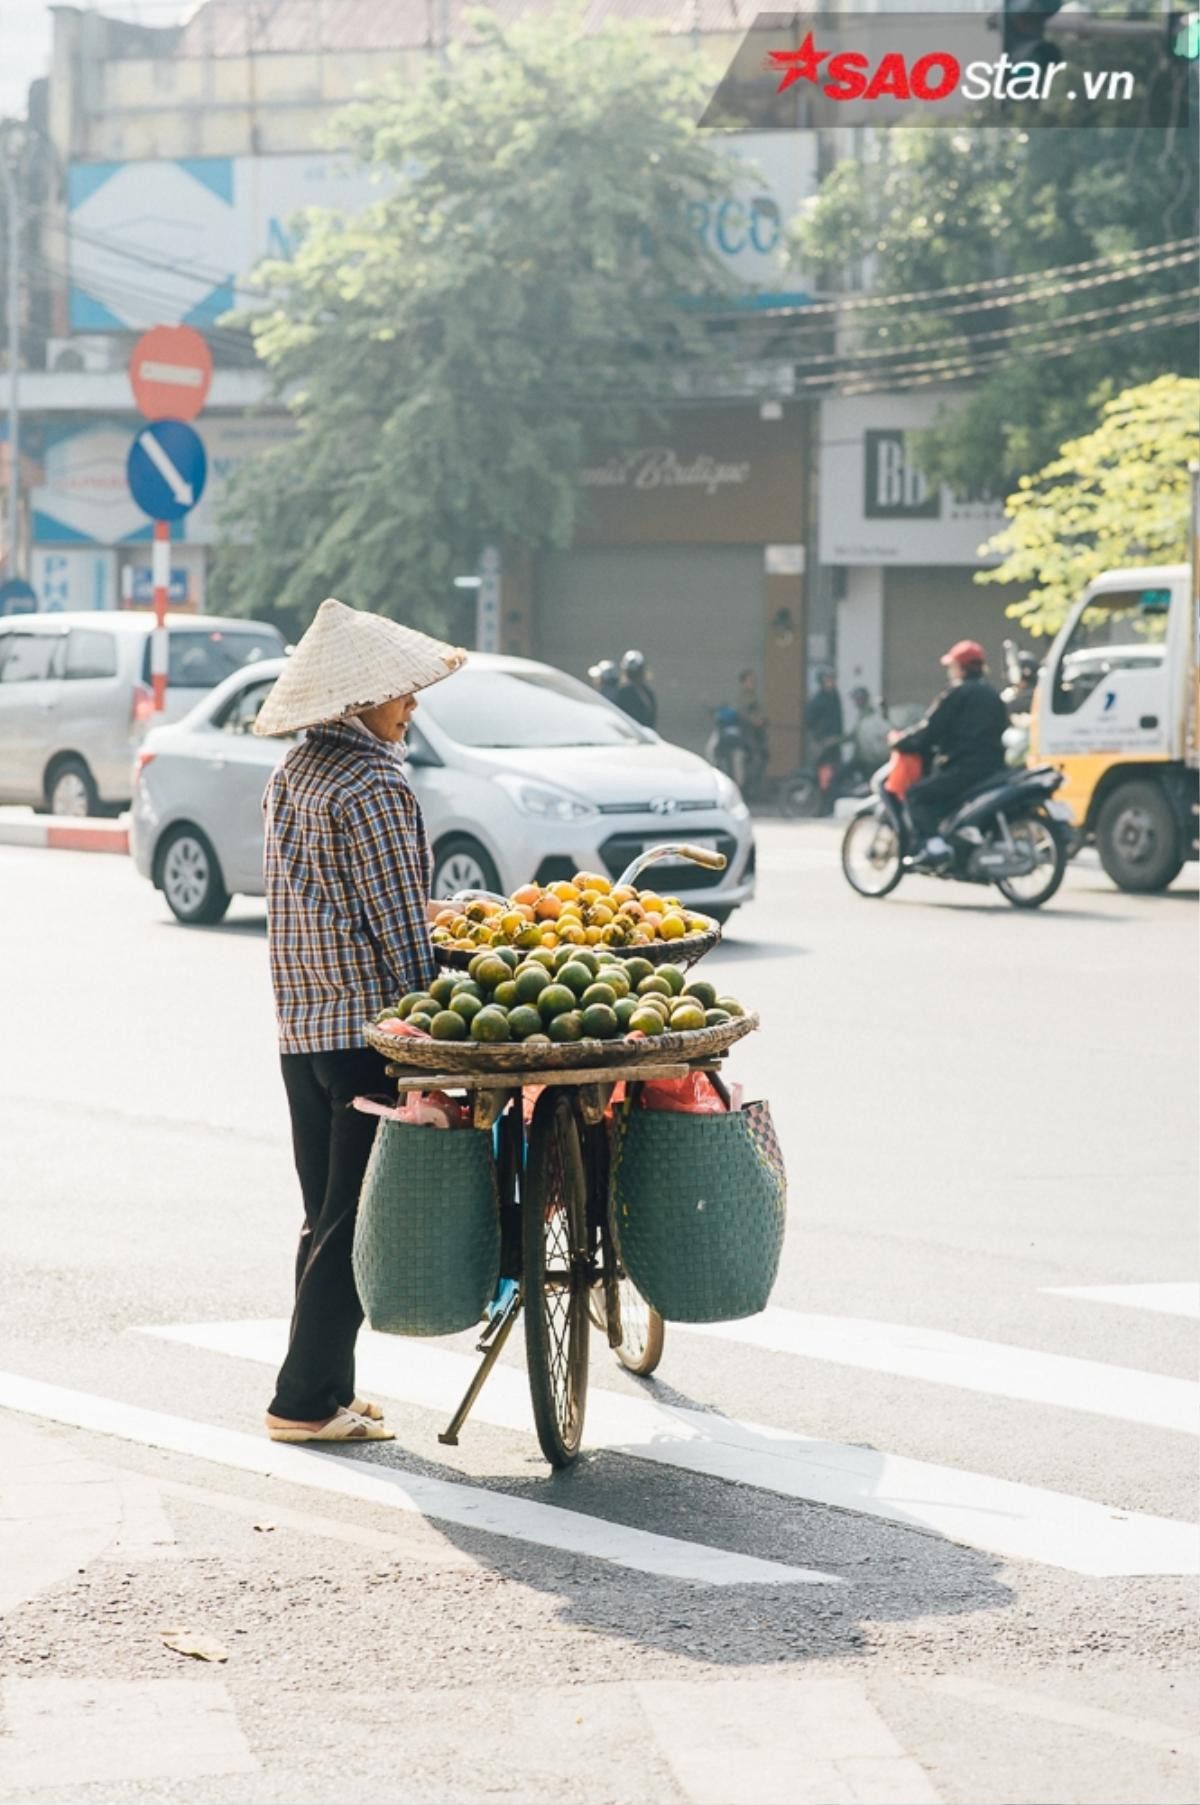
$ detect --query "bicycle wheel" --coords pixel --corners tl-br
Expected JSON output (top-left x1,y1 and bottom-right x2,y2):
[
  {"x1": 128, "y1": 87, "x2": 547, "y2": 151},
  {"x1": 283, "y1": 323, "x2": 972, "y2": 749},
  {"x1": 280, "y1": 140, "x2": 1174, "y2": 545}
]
[
  {"x1": 611, "y1": 1276, "x2": 665, "y2": 1376},
  {"x1": 523, "y1": 1091, "x2": 590, "y2": 1467}
]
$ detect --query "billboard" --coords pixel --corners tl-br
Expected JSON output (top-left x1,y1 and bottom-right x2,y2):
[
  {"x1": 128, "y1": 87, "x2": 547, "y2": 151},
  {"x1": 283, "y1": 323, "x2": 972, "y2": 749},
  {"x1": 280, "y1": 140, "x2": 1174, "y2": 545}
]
[{"x1": 67, "y1": 138, "x2": 819, "y2": 331}]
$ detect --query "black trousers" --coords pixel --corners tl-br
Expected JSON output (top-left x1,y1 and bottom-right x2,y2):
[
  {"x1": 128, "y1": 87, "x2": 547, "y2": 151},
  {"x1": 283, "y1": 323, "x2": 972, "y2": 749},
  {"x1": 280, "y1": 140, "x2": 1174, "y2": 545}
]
[
  {"x1": 907, "y1": 769, "x2": 989, "y2": 841},
  {"x1": 269, "y1": 1046, "x2": 389, "y2": 1421}
]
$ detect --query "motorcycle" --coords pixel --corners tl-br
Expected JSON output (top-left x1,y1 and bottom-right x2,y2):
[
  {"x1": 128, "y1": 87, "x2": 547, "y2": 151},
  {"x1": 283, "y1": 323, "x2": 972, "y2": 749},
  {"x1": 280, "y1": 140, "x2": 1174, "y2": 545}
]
[
  {"x1": 840, "y1": 752, "x2": 1073, "y2": 909},
  {"x1": 778, "y1": 750, "x2": 869, "y2": 819}
]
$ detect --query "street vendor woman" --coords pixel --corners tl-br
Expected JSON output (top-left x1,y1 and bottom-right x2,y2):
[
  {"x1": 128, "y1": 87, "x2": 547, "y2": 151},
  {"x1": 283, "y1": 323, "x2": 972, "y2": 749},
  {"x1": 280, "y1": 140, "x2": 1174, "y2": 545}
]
[{"x1": 253, "y1": 597, "x2": 466, "y2": 1444}]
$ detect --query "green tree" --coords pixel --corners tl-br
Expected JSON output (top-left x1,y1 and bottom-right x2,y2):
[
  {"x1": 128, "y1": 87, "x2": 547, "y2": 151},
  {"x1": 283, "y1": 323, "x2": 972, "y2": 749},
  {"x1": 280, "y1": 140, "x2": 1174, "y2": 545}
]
[
  {"x1": 976, "y1": 375, "x2": 1199, "y2": 635},
  {"x1": 213, "y1": 11, "x2": 740, "y2": 635},
  {"x1": 790, "y1": 127, "x2": 1197, "y2": 499}
]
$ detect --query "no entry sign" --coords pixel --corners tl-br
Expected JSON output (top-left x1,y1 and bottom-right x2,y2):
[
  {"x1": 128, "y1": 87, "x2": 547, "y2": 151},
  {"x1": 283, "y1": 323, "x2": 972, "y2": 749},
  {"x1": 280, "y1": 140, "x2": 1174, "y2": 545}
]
[{"x1": 128, "y1": 325, "x2": 213, "y2": 422}]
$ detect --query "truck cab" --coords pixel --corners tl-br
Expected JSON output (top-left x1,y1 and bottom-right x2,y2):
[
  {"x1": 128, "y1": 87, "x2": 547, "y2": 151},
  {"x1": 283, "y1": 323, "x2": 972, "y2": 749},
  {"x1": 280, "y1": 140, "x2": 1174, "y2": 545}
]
[{"x1": 1031, "y1": 563, "x2": 1198, "y2": 891}]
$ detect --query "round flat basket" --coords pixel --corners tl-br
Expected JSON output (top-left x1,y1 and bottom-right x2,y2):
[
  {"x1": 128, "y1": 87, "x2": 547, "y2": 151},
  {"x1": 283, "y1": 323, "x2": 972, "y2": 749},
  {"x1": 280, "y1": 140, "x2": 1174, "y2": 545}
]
[
  {"x1": 434, "y1": 916, "x2": 721, "y2": 974},
  {"x1": 365, "y1": 1011, "x2": 757, "y2": 1074}
]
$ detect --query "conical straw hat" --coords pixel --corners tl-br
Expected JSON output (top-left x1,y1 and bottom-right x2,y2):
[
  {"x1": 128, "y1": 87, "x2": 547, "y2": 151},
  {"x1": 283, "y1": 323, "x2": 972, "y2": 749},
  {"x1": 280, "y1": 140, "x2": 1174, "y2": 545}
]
[{"x1": 254, "y1": 598, "x2": 467, "y2": 737}]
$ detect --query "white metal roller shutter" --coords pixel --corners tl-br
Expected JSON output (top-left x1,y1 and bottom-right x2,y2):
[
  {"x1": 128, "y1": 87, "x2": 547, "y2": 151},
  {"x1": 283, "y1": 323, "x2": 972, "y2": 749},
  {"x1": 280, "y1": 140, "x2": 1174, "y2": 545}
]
[{"x1": 536, "y1": 545, "x2": 765, "y2": 754}]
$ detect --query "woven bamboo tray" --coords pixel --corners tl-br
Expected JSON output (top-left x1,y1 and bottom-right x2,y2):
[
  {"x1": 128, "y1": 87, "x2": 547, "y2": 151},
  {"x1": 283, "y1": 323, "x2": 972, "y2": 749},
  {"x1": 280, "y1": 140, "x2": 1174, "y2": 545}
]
[
  {"x1": 365, "y1": 1010, "x2": 757, "y2": 1074},
  {"x1": 434, "y1": 917, "x2": 721, "y2": 974}
]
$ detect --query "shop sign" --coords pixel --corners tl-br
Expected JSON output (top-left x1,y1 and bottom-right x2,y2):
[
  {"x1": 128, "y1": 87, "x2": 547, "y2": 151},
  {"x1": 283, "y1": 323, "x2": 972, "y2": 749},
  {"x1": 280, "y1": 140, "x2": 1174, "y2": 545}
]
[
  {"x1": 820, "y1": 395, "x2": 1006, "y2": 566},
  {"x1": 582, "y1": 448, "x2": 751, "y2": 497}
]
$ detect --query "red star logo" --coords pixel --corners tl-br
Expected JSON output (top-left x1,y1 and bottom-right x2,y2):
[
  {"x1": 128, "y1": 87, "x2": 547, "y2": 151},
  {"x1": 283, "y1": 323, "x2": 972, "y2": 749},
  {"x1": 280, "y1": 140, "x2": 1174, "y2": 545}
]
[{"x1": 766, "y1": 32, "x2": 829, "y2": 93}]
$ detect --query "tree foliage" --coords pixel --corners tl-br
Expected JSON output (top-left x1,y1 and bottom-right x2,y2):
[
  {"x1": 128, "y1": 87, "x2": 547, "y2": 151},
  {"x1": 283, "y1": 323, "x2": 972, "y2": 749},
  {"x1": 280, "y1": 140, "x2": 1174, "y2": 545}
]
[
  {"x1": 976, "y1": 375, "x2": 1199, "y2": 635},
  {"x1": 790, "y1": 126, "x2": 1197, "y2": 499},
  {"x1": 212, "y1": 11, "x2": 739, "y2": 635}
]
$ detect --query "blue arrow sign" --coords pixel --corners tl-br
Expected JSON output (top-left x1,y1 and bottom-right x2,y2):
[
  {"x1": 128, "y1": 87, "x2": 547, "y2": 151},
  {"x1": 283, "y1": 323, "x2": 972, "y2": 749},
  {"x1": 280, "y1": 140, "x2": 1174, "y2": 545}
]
[{"x1": 126, "y1": 418, "x2": 207, "y2": 522}]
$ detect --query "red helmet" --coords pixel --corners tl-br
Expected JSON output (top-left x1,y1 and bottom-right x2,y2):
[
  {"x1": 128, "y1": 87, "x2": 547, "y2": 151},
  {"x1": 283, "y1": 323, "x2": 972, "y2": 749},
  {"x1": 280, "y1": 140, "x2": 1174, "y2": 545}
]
[{"x1": 941, "y1": 639, "x2": 986, "y2": 669}]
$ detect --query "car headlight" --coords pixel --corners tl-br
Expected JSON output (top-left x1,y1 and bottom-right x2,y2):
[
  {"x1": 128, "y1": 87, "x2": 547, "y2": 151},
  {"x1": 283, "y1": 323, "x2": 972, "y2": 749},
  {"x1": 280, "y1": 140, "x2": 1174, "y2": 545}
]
[
  {"x1": 713, "y1": 770, "x2": 749, "y2": 819},
  {"x1": 494, "y1": 774, "x2": 598, "y2": 822}
]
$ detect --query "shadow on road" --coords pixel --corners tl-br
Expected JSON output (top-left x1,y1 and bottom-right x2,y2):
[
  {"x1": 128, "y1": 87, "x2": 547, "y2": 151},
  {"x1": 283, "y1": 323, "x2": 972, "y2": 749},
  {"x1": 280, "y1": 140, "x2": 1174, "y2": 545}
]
[{"x1": 319, "y1": 1388, "x2": 1013, "y2": 1671}]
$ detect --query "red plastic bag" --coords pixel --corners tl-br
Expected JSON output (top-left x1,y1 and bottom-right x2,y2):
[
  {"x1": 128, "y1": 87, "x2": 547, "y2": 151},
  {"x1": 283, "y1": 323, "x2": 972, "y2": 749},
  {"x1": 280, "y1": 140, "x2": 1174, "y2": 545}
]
[
  {"x1": 639, "y1": 1071, "x2": 742, "y2": 1114},
  {"x1": 883, "y1": 750, "x2": 923, "y2": 799}
]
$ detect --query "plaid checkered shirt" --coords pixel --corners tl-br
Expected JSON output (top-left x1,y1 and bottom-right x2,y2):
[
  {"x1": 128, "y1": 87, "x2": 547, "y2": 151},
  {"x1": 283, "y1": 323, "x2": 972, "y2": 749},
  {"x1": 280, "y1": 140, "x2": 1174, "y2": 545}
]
[{"x1": 263, "y1": 721, "x2": 436, "y2": 1053}]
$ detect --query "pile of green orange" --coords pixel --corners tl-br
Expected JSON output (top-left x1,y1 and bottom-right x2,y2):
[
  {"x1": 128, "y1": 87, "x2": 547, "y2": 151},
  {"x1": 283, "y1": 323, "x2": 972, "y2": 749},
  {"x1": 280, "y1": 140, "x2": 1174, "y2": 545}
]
[{"x1": 377, "y1": 946, "x2": 746, "y2": 1047}]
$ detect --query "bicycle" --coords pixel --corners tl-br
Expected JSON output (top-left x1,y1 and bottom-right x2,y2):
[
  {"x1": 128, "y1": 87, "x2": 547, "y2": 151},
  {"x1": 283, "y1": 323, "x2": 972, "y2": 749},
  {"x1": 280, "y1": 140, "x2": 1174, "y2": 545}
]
[{"x1": 429, "y1": 1070, "x2": 670, "y2": 1468}]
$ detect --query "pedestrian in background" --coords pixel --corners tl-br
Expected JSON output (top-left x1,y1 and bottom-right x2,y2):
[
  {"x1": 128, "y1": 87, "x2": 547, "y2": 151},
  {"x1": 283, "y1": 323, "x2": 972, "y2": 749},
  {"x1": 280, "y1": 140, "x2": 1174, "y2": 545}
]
[
  {"x1": 253, "y1": 598, "x2": 466, "y2": 1444},
  {"x1": 616, "y1": 649, "x2": 657, "y2": 728}
]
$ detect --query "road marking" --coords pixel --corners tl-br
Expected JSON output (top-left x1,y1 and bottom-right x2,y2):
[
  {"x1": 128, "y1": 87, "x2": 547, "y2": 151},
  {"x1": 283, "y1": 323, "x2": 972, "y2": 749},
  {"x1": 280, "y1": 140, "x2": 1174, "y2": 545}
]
[
  {"x1": 640, "y1": 1674, "x2": 940, "y2": 1804},
  {"x1": 916, "y1": 1674, "x2": 1200, "y2": 1758},
  {"x1": 0, "y1": 1418, "x2": 124, "y2": 1615},
  {"x1": 672, "y1": 1307, "x2": 1199, "y2": 1434},
  {"x1": 1043, "y1": 1282, "x2": 1200, "y2": 1320},
  {"x1": 142, "y1": 1321, "x2": 1200, "y2": 1578},
  {"x1": 0, "y1": 1679, "x2": 257, "y2": 1789},
  {"x1": 0, "y1": 1377, "x2": 838, "y2": 1589}
]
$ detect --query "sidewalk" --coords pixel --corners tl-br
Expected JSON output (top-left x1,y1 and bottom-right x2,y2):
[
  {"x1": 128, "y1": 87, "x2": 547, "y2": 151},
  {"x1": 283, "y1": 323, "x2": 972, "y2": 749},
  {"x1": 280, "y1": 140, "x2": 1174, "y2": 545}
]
[{"x1": 0, "y1": 807, "x2": 128, "y2": 854}]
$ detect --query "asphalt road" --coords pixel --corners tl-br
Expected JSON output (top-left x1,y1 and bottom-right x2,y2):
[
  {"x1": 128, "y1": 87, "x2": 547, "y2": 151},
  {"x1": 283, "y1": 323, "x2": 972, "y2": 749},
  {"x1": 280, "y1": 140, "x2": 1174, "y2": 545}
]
[{"x1": 0, "y1": 825, "x2": 1196, "y2": 1805}]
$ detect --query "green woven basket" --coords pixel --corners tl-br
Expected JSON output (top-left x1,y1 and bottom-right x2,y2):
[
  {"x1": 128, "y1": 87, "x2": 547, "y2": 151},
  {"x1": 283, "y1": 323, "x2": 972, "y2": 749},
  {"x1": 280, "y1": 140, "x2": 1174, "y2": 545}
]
[
  {"x1": 609, "y1": 1103, "x2": 786, "y2": 1323},
  {"x1": 353, "y1": 1122, "x2": 500, "y2": 1337}
]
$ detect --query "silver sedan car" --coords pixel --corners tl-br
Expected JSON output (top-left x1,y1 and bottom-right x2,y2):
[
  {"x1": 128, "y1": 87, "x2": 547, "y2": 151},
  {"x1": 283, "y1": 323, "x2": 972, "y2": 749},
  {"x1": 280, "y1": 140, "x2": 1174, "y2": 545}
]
[{"x1": 129, "y1": 654, "x2": 756, "y2": 926}]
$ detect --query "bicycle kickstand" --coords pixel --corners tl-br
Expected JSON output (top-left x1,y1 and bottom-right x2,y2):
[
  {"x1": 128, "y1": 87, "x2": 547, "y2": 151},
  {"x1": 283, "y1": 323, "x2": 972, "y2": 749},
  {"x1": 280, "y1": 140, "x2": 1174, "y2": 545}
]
[{"x1": 438, "y1": 1283, "x2": 523, "y2": 1446}]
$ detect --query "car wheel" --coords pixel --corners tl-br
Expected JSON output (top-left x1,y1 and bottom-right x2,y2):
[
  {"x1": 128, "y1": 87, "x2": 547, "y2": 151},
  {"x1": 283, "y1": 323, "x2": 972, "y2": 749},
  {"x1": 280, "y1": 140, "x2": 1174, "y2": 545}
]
[
  {"x1": 46, "y1": 756, "x2": 98, "y2": 818},
  {"x1": 156, "y1": 824, "x2": 231, "y2": 925},
  {"x1": 432, "y1": 834, "x2": 502, "y2": 899}
]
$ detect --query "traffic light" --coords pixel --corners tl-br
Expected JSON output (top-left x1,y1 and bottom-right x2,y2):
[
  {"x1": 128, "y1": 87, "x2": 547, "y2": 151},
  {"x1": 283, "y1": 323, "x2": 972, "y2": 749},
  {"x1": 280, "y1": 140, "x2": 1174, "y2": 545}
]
[{"x1": 1003, "y1": 0, "x2": 1064, "y2": 70}]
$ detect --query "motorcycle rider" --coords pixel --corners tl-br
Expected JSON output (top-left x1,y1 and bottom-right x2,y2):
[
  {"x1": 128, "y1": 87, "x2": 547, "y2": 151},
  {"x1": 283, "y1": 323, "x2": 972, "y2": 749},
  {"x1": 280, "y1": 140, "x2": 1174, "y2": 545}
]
[
  {"x1": 616, "y1": 649, "x2": 658, "y2": 729},
  {"x1": 588, "y1": 658, "x2": 621, "y2": 705},
  {"x1": 892, "y1": 639, "x2": 1008, "y2": 869}
]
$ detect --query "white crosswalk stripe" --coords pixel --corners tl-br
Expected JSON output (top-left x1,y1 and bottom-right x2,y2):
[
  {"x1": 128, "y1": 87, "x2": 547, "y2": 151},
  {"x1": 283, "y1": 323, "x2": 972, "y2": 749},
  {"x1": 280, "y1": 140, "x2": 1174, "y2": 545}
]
[
  {"x1": 0, "y1": 1370, "x2": 839, "y2": 1590},
  {"x1": 140, "y1": 1319, "x2": 1199, "y2": 1578},
  {"x1": 672, "y1": 1307, "x2": 1198, "y2": 1433},
  {"x1": 1042, "y1": 1281, "x2": 1200, "y2": 1319}
]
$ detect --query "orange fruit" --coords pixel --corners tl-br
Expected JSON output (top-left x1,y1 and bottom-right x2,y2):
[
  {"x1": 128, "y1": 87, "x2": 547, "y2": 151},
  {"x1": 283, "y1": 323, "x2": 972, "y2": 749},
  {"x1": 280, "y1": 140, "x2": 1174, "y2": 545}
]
[
  {"x1": 610, "y1": 885, "x2": 637, "y2": 905},
  {"x1": 548, "y1": 881, "x2": 580, "y2": 903},
  {"x1": 589, "y1": 903, "x2": 614, "y2": 927},
  {"x1": 500, "y1": 911, "x2": 524, "y2": 936},
  {"x1": 639, "y1": 893, "x2": 665, "y2": 914},
  {"x1": 584, "y1": 926, "x2": 603, "y2": 945},
  {"x1": 540, "y1": 930, "x2": 559, "y2": 947},
  {"x1": 658, "y1": 913, "x2": 686, "y2": 940},
  {"x1": 558, "y1": 922, "x2": 586, "y2": 945},
  {"x1": 534, "y1": 895, "x2": 562, "y2": 921}
]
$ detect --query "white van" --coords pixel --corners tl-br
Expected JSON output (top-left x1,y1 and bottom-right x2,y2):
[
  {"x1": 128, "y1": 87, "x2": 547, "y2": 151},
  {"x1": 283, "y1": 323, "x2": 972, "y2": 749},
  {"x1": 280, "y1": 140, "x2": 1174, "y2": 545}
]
[{"x1": 0, "y1": 612, "x2": 286, "y2": 815}]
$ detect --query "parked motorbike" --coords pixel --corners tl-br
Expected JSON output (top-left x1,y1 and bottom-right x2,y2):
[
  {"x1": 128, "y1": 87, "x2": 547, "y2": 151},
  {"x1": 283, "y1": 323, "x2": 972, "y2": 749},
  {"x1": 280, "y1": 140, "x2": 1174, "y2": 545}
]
[
  {"x1": 841, "y1": 752, "x2": 1073, "y2": 909},
  {"x1": 778, "y1": 753, "x2": 869, "y2": 819}
]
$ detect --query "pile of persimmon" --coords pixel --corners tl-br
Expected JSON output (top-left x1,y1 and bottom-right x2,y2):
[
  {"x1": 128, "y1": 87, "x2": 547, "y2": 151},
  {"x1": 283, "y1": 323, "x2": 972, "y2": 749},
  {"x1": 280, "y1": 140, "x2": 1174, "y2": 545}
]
[{"x1": 430, "y1": 870, "x2": 714, "y2": 955}]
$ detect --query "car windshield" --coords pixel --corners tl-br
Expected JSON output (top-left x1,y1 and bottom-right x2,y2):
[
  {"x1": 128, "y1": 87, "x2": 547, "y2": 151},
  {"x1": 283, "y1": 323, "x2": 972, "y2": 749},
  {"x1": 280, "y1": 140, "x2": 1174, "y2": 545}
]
[
  {"x1": 144, "y1": 627, "x2": 285, "y2": 689},
  {"x1": 419, "y1": 667, "x2": 649, "y2": 748}
]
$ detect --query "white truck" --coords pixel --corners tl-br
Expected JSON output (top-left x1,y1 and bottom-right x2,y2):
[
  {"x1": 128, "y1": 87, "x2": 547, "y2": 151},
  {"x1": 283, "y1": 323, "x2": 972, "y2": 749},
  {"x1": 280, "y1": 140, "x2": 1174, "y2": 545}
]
[{"x1": 1031, "y1": 527, "x2": 1198, "y2": 890}]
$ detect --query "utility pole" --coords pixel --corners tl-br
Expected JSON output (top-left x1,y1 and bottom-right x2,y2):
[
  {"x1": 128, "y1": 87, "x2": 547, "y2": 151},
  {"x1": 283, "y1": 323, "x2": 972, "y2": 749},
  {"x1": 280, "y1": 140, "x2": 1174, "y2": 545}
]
[{"x1": 0, "y1": 121, "x2": 22, "y2": 581}]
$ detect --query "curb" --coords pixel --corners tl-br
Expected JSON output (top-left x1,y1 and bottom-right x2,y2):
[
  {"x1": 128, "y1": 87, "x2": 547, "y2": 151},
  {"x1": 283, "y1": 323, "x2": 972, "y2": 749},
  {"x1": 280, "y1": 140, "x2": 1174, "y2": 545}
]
[{"x1": 0, "y1": 818, "x2": 129, "y2": 855}]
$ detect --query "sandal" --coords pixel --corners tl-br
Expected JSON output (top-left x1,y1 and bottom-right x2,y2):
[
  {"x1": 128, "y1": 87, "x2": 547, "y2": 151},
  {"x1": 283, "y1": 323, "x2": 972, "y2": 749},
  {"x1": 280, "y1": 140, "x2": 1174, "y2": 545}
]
[
  {"x1": 350, "y1": 1397, "x2": 385, "y2": 1422},
  {"x1": 266, "y1": 1408, "x2": 394, "y2": 1444}
]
